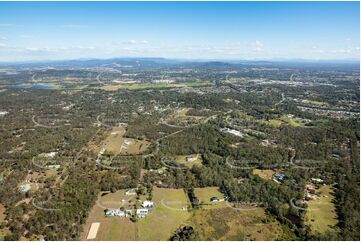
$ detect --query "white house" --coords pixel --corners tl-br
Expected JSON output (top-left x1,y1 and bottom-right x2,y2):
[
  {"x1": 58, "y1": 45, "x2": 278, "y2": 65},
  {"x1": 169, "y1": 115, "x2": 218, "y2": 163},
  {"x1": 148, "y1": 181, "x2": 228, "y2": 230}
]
[
  {"x1": 136, "y1": 209, "x2": 149, "y2": 218},
  {"x1": 187, "y1": 156, "x2": 197, "y2": 162},
  {"x1": 46, "y1": 164, "x2": 60, "y2": 169},
  {"x1": 311, "y1": 178, "x2": 324, "y2": 183},
  {"x1": 125, "y1": 209, "x2": 132, "y2": 216},
  {"x1": 124, "y1": 140, "x2": 132, "y2": 145},
  {"x1": 105, "y1": 209, "x2": 125, "y2": 217},
  {"x1": 42, "y1": 152, "x2": 58, "y2": 159},
  {"x1": 220, "y1": 128, "x2": 244, "y2": 137},
  {"x1": 19, "y1": 183, "x2": 31, "y2": 193},
  {"x1": 0, "y1": 111, "x2": 8, "y2": 117},
  {"x1": 142, "y1": 200, "x2": 154, "y2": 209},
  {"x1": 125, "y1": 189, "x2": 137, "y2": 196},
  {"x1": 99, "y1": 148, "x2": 106, "y2": 155}
]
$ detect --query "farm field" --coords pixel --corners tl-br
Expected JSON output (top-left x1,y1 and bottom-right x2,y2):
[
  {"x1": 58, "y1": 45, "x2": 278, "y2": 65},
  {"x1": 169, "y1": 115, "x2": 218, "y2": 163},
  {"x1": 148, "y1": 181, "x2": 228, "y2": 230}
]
[
  {"x1": 97, "y1": 190, "x2": 138, "y2": 210},
  {"x1": 252, "y1": 169, "x2": 275, "y2": 181},
  {"x1": 137, "y1": 187, "x2": 192, "y2": 240},
  {"x1": 188, "y1": 207, "x2": 291, "y2": 240},
  {"x1": 80, "y1": 190, "x2": 137, "y2": 241},
  {"x1": 82, "y1": 187, "x2": 191, "y2": 241},
  {"x1": 194, "y1": 187, "x2": 227, "y2": 209},
  {"x1": 305, "y1": 185, "x2": 338, "y2": 234}
]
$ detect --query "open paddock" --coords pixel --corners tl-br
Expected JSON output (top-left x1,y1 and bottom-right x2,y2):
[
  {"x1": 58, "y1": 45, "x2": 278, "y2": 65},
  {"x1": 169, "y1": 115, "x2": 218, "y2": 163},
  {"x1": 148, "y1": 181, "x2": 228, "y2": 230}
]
[{"x1": 194, "y1": 187, "x2": 227, "y2": 209}]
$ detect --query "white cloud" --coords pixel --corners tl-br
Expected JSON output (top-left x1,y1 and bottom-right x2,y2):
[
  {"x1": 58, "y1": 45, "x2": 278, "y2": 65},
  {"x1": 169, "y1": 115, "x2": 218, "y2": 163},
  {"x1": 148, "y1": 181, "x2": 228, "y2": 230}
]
[
  {"x1": 25, "y1": 47, "x2": 41, "y2": 52},
  {"x1": 345, "y1": 38, "x2": 351, "y2": 41},
  {"x1": 0, "y1": 36, "x2": 6, "y2": 40},
  {"x1": 0, "y1": 24, "x2": 15, "y2": 27},
  {"x1": 123, "y1": 40, "x2": 149, "y2": 45},
  {"x1": 253, "y1": 40, "x2": 264, "y2": 52},
  {"x1": 255, "y1": 40, "x2": 264, "y2": 47},
  {"x1": 20, "y1": 35, "x2": 33, "y2": 39},
  {"x1": 61, "y1": 24, "x2": 89, "y2": 29}
]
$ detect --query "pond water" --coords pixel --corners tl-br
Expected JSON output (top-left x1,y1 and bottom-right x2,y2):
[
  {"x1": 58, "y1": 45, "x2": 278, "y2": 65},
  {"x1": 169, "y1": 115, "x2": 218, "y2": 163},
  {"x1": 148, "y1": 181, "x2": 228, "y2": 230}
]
[{"x1": 14, "y1": 85, "x2": 54, "y2": 89}]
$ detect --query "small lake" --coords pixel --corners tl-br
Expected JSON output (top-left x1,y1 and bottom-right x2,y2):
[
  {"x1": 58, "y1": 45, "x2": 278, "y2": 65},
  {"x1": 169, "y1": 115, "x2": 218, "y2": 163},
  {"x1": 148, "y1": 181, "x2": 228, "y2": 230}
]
[{"x1": 14, "y1": 85, "x2": 54, "y2": 89}]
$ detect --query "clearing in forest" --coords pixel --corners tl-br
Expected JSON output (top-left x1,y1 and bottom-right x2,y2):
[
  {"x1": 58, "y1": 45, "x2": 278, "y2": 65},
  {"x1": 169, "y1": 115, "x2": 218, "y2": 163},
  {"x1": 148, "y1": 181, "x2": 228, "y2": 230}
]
[
  {"x1": 194, "y1": 187, "x2": 227, "y2": 209},
  {"x1": 305, "y1": 185, "x2": 338, "y2": 234},
  {"x1": 252, "y1": 169, "x2": 275, "y2": 181},
  {"x1": 93, "y1": 125, "x2": 150, "y2": 156},
  {"x1": 174, "y1": 154, "x2": 203, "y2": 168},
  {"x1": 267, "y1": 114, "x2": 310, "y2": 128}
]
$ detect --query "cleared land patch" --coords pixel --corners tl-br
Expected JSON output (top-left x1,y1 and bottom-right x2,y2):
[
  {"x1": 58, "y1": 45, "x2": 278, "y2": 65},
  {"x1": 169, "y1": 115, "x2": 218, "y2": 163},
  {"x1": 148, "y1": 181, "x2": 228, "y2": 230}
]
[
  {"x1": 189, "y1": 207, "x2": 289, "y2": 240},
  {"x1": 137, "y1": 187, "x2": 191, "y2": 240},
  {"x1": 93, "y1": 126, "x2": 150, "y2": 156},
  {"x1": 267, "y1": 114, "x2": 310, "y2": 127},
  {"x1": 194, "y1": 187, "x2": 226, "y2": 209},
  {"x1": 163, "y1": 108, "x2": 206, "y2": 127},
  {"x1": 81, "y1": 190, "x2": 137, "y2": 241},
  {"x1": 174, "y1": 154, "x2": 203, "y2": 168},
  {"x1": 252, "y1": 169, "x2": 275, "y2": 181},
  {"x1": 305, "y1": 185, "x2": 338, "y2": 234}
]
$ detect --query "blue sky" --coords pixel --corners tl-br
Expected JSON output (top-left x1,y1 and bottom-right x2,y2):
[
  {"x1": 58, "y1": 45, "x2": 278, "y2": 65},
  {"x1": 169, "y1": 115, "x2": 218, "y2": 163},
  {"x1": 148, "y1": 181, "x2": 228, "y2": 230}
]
[{"x1": 0, "y1": 1, "x2": 359, "y2": 61}]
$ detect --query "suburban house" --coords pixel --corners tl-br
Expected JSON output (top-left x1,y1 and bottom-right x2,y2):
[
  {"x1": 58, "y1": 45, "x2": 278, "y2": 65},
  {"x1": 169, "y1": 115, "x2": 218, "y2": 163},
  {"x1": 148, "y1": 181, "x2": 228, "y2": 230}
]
[
  {"x1": 124, "y1": 140, "x2": 132, "y2": 145},
  {"x1": 125, "y1": 209, "x2": 132, "y2": 216},
  {"x1": 187, "y1": 156, "x2": 197, "y2": 162},
  {"x1": 42, "y1": 152, "x2": 58, "y2": 159},
  {"x1": 46, "y1": 164, "x2": 61, "y2": 169},
  {"x1": 305, "y1": 184, "x2": 319, "y2": 200},
  {"x1": 142, "y1": 200, "x2": 154, "y2": 210},
  {"x1": 99, "y1": 148, "x2": 106, "y2": 155},
  {"x1": 274, "y1": 173, "x2": 286, "y2": 183},
  {"x1": 210, "y1": 197, "x2": 223, "y2": 203},
  {"x1": 125, "y1": 189, "x2": 137, "y2": 196},
  {"x1": 19, "y1": 183, "x2": 31, "y2": 193},
  {"x1": 136, "y1": 209, "x2": 149, "y2": 218},
  {"x1": 311, "y1": 178, "x2": 324, "y2": 183},
  {"x1": 306, "y1": 184, "x2": 316, "y2": 194},
  {"x1": 105, "y1": 209, "x2": 126, "y2": 217}
]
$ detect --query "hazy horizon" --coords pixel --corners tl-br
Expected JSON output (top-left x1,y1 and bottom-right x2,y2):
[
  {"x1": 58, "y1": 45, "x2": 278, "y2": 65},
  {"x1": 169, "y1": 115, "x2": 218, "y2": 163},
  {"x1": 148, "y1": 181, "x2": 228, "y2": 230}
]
[{"x1": 0, "y1": 1, "x2": 359, "y2": 62}]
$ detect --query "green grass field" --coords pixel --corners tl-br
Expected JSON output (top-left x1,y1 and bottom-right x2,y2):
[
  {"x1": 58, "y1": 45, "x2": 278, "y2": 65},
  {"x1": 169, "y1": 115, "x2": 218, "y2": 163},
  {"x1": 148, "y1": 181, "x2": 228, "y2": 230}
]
[
  {"x1": 83, "y1": 187, "x2": 191, "y2": 240},
  {"x1": 305, "y1": 185, "x2": 338, "y2": 234},
  {"x1": 80, "y1": 190, "x2": 138, "y2": 241},
  {"x1": 267, "y1": 119, "x2": 283, "y2": 127},
  {"x1": 137, "y1": 187, "x2": 192, "y2": 240},
  {"x1": 194, "y1": 187, "x2": 227, "y2": 209},
  {"x1": 267, "y1": 115, "x2": 309, "y2": 128}
]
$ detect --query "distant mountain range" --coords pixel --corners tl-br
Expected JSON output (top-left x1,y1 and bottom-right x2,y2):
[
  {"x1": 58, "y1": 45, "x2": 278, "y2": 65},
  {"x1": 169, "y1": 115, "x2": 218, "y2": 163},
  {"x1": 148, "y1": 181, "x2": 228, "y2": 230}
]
[{"x1": 0, "y1": 57, "x2": 359, "y2": 68}]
